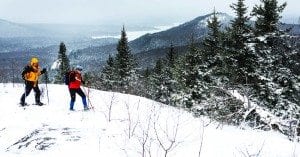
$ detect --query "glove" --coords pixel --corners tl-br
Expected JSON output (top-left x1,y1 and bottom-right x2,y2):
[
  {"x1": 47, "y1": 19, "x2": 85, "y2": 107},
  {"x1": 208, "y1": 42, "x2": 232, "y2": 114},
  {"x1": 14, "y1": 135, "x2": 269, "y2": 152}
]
[
  {"x1": 41, "y1": 68, "x2": 47, "y2": 74},
  {"x1": 82, "y1": 80, "x2": 86, "y2": 85}
]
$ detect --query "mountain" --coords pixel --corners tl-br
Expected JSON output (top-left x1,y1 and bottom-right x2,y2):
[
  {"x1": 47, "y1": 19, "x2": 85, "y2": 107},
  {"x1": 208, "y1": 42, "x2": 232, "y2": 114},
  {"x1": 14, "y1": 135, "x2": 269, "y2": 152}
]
[
  {"x1": 130, "y1": 12, "x2": 232, "y2": 52},
  {"x1": 70, "y1": 13, "x2": 233, "y2": 69},
  {"x1": 0, "y1": 83, "x2": 299, "y2": 156},
  {"x1": 71, "y1": 12, "x2": 300, "y2": 71},
  {"x1": 0, "y1": 19, "x2": 42, "y2": 37}
]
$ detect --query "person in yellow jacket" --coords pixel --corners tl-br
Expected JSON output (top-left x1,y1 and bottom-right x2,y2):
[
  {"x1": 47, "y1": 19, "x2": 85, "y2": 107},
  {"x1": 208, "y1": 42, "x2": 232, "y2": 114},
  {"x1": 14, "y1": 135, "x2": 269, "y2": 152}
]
[{"x1": 20, "y1": 57, "x2": 47, "y2": 106}]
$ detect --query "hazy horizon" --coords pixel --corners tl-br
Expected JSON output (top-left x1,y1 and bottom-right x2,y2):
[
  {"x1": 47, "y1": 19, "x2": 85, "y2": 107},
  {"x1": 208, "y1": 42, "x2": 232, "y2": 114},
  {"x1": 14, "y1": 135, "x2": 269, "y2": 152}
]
[{"x1": 0, "y1": 0, "x2": 299, "y2": 25}]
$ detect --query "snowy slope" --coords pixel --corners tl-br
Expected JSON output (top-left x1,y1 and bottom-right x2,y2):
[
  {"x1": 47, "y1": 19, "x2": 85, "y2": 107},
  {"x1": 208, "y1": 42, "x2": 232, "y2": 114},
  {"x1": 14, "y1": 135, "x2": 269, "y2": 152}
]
[{"x1": 0, "y1": 83, "x2": 299, "y2": 157}]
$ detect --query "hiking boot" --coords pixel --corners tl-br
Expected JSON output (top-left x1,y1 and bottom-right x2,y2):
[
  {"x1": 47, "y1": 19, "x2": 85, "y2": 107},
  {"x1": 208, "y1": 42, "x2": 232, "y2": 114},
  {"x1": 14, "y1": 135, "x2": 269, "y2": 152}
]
[
  {"x1": 20, "y1": 102, "x2": 28, "y2": 106},
  {"x1": 35, "y1": 102, "x2": 45, "y2": 106}
]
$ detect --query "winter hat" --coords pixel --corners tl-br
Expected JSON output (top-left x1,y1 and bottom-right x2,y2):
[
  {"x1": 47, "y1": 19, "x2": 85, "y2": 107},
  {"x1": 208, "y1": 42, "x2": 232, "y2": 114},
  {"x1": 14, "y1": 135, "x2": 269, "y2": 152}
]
[
  {"x1": 30, "y1": 57, "x2": 39, "y2": 65},
  {"x1": 75, "y1": 65, "x2": 83, "y2": 71}
]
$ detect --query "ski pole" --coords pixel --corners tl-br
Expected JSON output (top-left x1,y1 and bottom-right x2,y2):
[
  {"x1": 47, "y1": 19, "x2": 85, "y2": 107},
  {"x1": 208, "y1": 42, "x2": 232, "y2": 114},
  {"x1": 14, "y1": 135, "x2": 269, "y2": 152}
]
[
  {"x1": 45, "y1": 69, "x2": 49, "y2": 105},
  {"x1": 83, "y1": 86, "x2": 94, "y2": 110}
]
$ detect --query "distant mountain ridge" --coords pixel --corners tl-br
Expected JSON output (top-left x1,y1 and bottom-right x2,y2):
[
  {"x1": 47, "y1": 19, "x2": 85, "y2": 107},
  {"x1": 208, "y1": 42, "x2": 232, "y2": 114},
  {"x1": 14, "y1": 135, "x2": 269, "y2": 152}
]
[
  {"x1": 0, "y1": 19, "x2": 41, "y2": 37},
  {"x1": 70, "y1": 13, "x2": 234, "y2": 69},
  {"x1": 71, "y1": 12, "x2": 300, "y2": 71},
  {"x1": 130, "y1": 12, "x2": 233, "y2": 52}
]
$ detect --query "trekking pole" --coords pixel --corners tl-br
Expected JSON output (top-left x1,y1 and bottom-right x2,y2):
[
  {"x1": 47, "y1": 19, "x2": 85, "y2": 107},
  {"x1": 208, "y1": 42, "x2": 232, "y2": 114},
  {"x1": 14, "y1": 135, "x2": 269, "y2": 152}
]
[
  {"x1": 83, "y1": 85, "x2": 94, "y2": 110},
  {"x1": 45, "y1": 69, "x2": 50, "y2": 105},
  {"x1": 23, "y1": 83, "x2": 27, "y2": 106},
  {"x1": 87, "y1": 86, "x2": 95, "y2": 109}
]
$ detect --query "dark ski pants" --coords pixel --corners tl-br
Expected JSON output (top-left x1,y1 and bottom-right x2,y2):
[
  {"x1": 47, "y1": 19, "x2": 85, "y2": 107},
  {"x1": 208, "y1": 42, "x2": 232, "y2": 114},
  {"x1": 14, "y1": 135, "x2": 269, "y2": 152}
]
[
  {"x1": 20, "y1": 83, "x2": 41, "y2": 104},
  {"x1": 69, "y1": 88, "x2": 87, "y2": 110}
]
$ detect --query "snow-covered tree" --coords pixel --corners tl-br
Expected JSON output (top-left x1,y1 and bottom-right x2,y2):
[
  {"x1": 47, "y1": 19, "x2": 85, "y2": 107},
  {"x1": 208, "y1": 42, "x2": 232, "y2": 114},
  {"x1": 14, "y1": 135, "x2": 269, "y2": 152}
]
[
  {"x1": 54, "y1": 42, "x2": 70, "y2": 84},
  {"x1": 252, "y1": 0, "x2": 287, "y2": 36},
  {"x1": 250, "y1": 0, "x2": 300, "y2": 119},
  {"x1": 114, "y1": 26, "x2": 138, "y2": 93},
  {"x1": 149, "y1": 44, "x2": 179, "y2": 106},
  {"x1": 100, "y1": 54, "x2": 116, "y2": 91},
  {"x1": 202, "y1": 10, "x2": 228, "y2": 85},
  {"x1": 149, "y1": 59, "x2": 165, "y2": 101},
  {"x1": 226, "y1": 0, "x2": 258, "y2": 85}
]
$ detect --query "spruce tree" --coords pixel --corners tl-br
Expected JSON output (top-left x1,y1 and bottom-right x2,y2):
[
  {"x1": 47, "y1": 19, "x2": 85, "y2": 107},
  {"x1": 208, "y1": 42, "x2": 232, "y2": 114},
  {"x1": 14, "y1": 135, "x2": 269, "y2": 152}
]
[
  {"x1": 251, "y1": 0, "x2": 300, "y2": 118},
  {"x1": 54, "y1": 42, "x2": 70, "y2": 84},
  {"x1": 114, "y1": 26, "x2": 137, "y2": 93},
  {"x1": 227, "y1": 0, "x2": 257, "y2": 84},
  {"x1": 180, "y1": 38, "x2": 202, "y2": 108},
  {"x1": 149, "y1": 59, "x2": 165, "y2": 101},
  {"x1": 183, "y1": 38, "x2": 199, "y2": 89},
  {"x1": 252, "y1": 0, "x2": 286, "y2": 36},
  {"x1": 101, "y1": 54, "x2": 116, "y2": 91},
  {"x1": 202, "y1": 10, "x2": 227, "y2": 84},
  {"x1": 141, "y1": 67, "x2": 152, "y2": 98},
  {"x1": 163, "y1": 44, "x2": 179, "y2": 106}
]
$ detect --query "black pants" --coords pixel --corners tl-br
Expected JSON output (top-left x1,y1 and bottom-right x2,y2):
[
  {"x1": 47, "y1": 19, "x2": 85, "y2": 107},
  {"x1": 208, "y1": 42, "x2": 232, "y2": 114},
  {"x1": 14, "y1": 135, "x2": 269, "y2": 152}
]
[
  {"x1": 20, "y1": 82, "x2": 41, "y2": 103},
  {"x1": 69, "y1": 88, "x2": 87, "y2": 110},
  {"x1": 69, "y1": 88, "x2": 86, "y2": 102}
]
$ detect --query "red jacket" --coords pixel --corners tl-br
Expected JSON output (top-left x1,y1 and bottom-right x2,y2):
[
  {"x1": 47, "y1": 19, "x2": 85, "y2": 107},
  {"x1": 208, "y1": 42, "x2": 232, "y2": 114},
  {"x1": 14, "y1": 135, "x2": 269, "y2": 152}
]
[{"x1": 69, "y1": 71, "x2": 82, "y2": 89}]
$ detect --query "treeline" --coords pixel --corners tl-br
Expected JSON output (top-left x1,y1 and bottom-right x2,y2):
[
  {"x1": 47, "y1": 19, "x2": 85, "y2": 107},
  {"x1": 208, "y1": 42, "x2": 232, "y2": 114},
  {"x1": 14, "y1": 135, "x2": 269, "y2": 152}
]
[{"x1": 57, "y1": 0, "x2": 300, "y2": 131}]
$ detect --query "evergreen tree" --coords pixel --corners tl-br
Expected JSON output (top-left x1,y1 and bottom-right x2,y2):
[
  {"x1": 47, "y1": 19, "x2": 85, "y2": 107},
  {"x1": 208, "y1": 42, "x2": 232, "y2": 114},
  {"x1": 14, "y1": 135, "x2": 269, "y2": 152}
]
[
  {"x1": 183, "y1": 38, "x2": 199, "y2": 89},
  {"x1": 101, "y1": 54, "x2": 116, "y2": 91},
  {"x1": 252, "y1": 0, "x2": 286, "y2": 36},
  {"x1": 226, "y1": 0, "x2": 257, "y2": 84},
  {"x1": 162, "y1": 44, "x2": 180, "y2": 106},
  {"x1": 149, "y1": 59, "x2": 165, "y2": 101},
  {"x1": 149, "y1": 45, "x2": 179, "y2": 106},
  {"x1": 251, "y1": 0, "x2": 300, "y2": 118},
  {"x1": 202, "y1": 10, "x2": 227, "y2": 85},
  {"x1": 114, "y1": 26, "x2": 137, "y2": 93},
  {"x1": 166, "y1": 43, "x2": 176, "y2": 68},
  {"x1": 180, "y1": 38, "x2": 203, "y2": 108},
  {"x1": 54, "y1": 42, "x2": 70, "y2": 84},
  {"x1": 140, "y1": 67, "x2": 152, "y2": 98}
]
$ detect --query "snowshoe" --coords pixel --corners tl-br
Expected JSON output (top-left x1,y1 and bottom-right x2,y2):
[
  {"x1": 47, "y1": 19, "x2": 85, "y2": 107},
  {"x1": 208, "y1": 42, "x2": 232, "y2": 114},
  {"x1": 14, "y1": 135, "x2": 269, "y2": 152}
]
[
  {"x1": 35, "y1": 102, "x2": 45, "y2": 106},
  {"x1": 19, "y1": 102, "x2": 28, "y2": 107}
]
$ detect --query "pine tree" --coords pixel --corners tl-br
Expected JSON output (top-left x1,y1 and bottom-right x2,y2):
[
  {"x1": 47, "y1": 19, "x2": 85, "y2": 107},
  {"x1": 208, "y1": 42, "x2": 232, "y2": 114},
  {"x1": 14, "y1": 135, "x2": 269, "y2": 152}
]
[
  {"x1": 251, "y1": 0, "x2": 300, "y2": 118},
  {"x1": 140, "y1": 67, "x2": 152, "y2": 98},
  {"x1": 166, "y1": 43, "x2": 176, "y2": 68},
  {"x1": 203, "y1": 11, "x2": 222, "y2": 61},
  {"x1": 226, "y1": 0, "x2": 257, "y2": 84},
  {"x1": 202, "y1": 10, "x2": 227, "y2": 85},
  {"x1": 101, "y1": 54, "x2": 116, "y2": 91},
  {"x1": 183, "y1": 38, "x2": 200, "y2": 89},
  {"x1": 149, "y1": 45, "x2": 179, "y2": 106},
  {"x1": 180, "y1": 38, "x2": 203, "y2": 108},
  {"x1": 54, "y1": 42, "x2": 70, "y2": 84},
  {"x1": 149, "y1": 59, "x2": 165, "y2": 101},
  {"x1": 162, "y1": 44, "x2": 179, "y2": 106},
  {"x1": 252, "y1": 0, "x2": 286, "y2": 36},
  {"x1": 114, "y1": 26, "x2": 137, "y2": 93}
]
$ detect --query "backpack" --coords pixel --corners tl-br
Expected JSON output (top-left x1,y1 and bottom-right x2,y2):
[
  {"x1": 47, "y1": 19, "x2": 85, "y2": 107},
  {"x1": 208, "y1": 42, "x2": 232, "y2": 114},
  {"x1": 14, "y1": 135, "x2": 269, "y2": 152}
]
[
  {"x1": 64, "y1": 71, "x2": 75, "y2": 85},
  {"x1": 21, "y1": 65, "x2": 30, "y2": 80}
]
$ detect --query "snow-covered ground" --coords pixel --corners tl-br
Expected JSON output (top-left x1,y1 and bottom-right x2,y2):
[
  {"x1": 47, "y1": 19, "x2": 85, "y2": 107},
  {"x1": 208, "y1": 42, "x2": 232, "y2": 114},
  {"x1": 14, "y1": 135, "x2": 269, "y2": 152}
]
[{"x1": 0, "y1": 83, "x2": 299, "y2": 157}]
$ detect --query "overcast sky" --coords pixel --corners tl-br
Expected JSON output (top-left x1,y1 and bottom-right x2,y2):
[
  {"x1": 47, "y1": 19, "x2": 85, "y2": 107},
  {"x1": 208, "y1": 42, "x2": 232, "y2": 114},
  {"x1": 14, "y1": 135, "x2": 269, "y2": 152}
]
[{"x1": 0, "y1": 0, "x2": 299, "y2": 25}]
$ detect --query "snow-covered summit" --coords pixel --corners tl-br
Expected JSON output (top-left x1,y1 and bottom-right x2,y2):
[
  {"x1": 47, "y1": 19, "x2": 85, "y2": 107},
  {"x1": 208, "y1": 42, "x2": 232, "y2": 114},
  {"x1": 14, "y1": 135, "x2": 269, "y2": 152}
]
[
  {"x1": 196, "y1": 12, "x2": 233, "y2": 28},
  {"x1": 0, "y1": 83, "x2": 299, "y2": 157}
]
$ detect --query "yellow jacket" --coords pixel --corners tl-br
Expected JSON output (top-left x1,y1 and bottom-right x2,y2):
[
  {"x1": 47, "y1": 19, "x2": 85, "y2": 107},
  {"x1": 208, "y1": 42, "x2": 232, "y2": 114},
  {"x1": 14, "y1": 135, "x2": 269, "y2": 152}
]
[{"x1": 22, "y1": 65, "x2": 42, "y2": 86}]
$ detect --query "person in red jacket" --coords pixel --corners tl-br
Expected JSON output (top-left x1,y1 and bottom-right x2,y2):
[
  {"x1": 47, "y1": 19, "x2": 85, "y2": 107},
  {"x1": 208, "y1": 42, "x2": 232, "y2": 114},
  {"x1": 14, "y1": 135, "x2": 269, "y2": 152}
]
[{"x1": 68, "y1": 65, "x2": 88, "y2": 111}]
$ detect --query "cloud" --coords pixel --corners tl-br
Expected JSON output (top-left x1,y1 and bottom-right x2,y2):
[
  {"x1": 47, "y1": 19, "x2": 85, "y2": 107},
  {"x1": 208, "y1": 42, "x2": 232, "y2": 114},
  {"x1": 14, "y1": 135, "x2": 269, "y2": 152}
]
[{"x1": 0, "y1": 0, "x2": 298, "y2": 24}]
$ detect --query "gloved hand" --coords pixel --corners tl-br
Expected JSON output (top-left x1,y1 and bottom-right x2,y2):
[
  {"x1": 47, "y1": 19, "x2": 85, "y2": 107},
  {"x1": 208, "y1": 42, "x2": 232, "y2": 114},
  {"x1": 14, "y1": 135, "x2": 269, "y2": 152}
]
[
  {"x1": 82, "y1": 80, "x2": 86, "y2": 85},
  {"x1": 41, "y1": 68, "x2": 47, "y2": 74}
]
